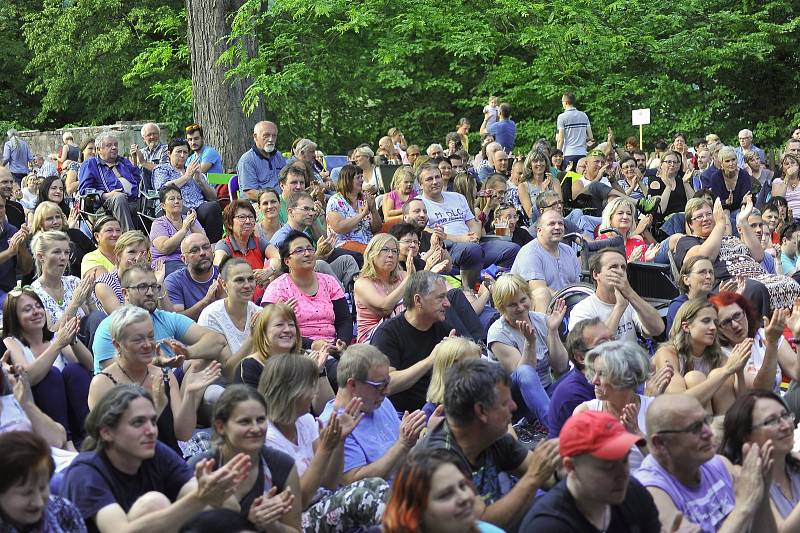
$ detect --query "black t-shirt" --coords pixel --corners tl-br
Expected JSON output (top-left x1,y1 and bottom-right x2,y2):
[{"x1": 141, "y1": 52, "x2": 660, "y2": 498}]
[
  {"x1": 518, "y1": 477, "x2": 661, "y2": 532},
  {"x1": 421, "y1": 421, "x2": 529, "y2": 505},
  {"x1": 188, "y1": 446, "x2": 295, "y2": 520},
  {"x1": 370, "y1": 313, "x2": 453, "y2": 413},
  {"x1": 674, "y1": 235, "x2": 730, "y2": 281},
  {"x1": 62, "y1": 443, "x2": 193, "y2": 533},
  {"x1": 235, "y1": 356, "x2": 265, "y2": 390},
  {"x1": 647, "y1": 175, "x2": 687, "y2": 217},
  {"x1": 5, "y1": 199, "x2": 24, "y2": 229}
]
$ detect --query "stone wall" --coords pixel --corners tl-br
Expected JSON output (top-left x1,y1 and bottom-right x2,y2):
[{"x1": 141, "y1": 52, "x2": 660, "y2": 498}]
[{"x1": 16, "y1": 121, "x2": 169, "y2": 159}]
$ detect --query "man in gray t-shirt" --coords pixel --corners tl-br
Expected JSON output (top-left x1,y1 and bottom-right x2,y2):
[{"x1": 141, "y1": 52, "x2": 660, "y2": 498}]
[
  {"x1": 511, "y1": 210, "x2": 580, "y2": 311},
  {"x1": 556, "y1": 92, "x2": 593, "y2": 170}
]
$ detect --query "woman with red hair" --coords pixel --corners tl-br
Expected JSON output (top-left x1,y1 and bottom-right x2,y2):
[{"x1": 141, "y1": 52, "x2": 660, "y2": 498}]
[
  {"x1": 378, "y1": 448, "x2": 504, "y2": 533},
  {"x1": 710, "y1": 291, "x2": 800, "y2": 393}
]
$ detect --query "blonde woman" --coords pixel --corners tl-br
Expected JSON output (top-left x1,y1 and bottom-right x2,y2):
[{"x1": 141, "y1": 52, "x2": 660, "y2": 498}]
[
  {"x1": 352, "y1": 145, "x2": 381, "y2": 193},
  {"x1": 487, "y1": 273, "x2": 568, "y2": 426},
  {"x1": 653, "y1": 298, "x2": 751, "y2": 415},
  {"x1": 93, "y1": 230, "x2": 167, "y2": 314},
  {"x1": 353, "y1": 234, "x2": 409, "y2": 343},
  {"x1": 31, "y1": 201, "x2": 95, "y2": 276},
  {"x1": 599, "y1": 196, "x2": 661, "y2": 262},
  {"x1": 30, "y1": 231, "x2": 96, "y2": 329},
  {"x1": 423, "y1": 337, "x2": 481, "y2": 418}
]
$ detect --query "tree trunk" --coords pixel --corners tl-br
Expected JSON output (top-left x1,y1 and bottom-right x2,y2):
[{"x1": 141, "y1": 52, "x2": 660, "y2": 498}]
[{"x1": 186, "y1": 0, "x2": 264, "y2": 172}]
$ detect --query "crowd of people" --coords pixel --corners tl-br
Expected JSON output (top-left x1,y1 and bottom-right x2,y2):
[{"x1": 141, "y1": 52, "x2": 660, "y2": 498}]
[{"x1": 2, "y1": 92, "x2": 800, "y2": 532}]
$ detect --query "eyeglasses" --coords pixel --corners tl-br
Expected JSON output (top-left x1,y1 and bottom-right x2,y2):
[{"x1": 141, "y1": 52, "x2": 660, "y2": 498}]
[
  {"x1": 399, "y1": 239, "x2": 420, "y2": 247},
  {"x1": 125, "y1": 283, "x2": 163, "y2": 294},
  {"x1": 234, "y1": 214, "x2": 256, "y2": 222},
  {"x1": 753, "y1": 411, "x2": 795, "y2": 430},
  {"x1": 378, "y1": 247, "x2": 398, "y2": 255},
  {"x1": 690, "y1": 269, "x2": 714, "y2": 277},
  {"x1": 290, "y1": 246, "x2": 316, "y2": 256},
  {"x1": 718, "y1": 311, "x2": 745, "y2": 329},
  {"x1": 542, "y1": 200, "x2": 564, "y2": 210},
  {"x1": 691, "y1": 212, "x2": 713, "y2": 222},
  {"x1": 663, "y1": 160, "x2": 680, "y2": 165},
  {"x1": 656, "y1": 414, "x2": 714, "y2": 436},
  {"x1": 185, "y1": 124, "x2": 201, "y2": 133},
  {"x1": 360, "y1": 377, "x2": 390, "y2": 391}
]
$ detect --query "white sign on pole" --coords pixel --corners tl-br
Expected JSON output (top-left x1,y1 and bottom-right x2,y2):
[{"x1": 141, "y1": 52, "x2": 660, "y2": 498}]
[{"x1": 632, "y1": 108, "x2": 651, "y2": 126}]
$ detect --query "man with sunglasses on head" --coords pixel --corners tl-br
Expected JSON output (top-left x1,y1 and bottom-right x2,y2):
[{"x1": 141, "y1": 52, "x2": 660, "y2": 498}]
[
  {"x1": 635, "y1": 394, "x2": 777, "y2": 533},
  {"x1": 319, "y1": 344, "x2": 427, "y2": 484}
]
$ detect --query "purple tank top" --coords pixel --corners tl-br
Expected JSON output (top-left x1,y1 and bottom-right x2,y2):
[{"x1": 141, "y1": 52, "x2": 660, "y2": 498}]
[{"x1": 634, "y1": 454, "x2": 735, "y2": 532}]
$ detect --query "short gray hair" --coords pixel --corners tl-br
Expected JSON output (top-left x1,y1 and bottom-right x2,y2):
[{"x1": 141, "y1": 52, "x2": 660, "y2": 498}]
[
  {"x1": 717, "y1": 145, "x2": 737, "y2": 162},
  {"x1": 294, "y1": 138, "x2": 317, "y2": 156},
  {"x1": 336, "y1": 344, "x2": 390, "y2": 385},
  {"x1": 403, "y1": 271, "x2": 445, "y2": 308},
  {"x1": 584, "y1": 340, "x2": 651, "y2": 390},
  {"x1": 426, "y1": 143, "x2": 443, "y2": 156},
  {"x1": 95, "y1": 131, "x2": 118, "y2": 149},
  {"x1": 109, "y1": 304, "x2": 151, "y2": 343},
  {"x1": 140, "y1": 123, "x2": 159, "y2": 137}
]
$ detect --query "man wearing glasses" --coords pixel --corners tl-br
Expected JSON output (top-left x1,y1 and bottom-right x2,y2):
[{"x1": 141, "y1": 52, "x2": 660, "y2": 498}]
[
  {"x1": 319, "y1": 344, "x2": 427, "y2": 484},
  {"x1": 735, "y1": 128, "x2": 765, "y2": 169},
  {"x1": 92, "y1": 264, "x2": 228, "y2": 375},
  {"x1": 267, "y1": 191, "x2": 359, "y2": 288},
  {"x1": 636, "y1": 394, "x2": 777, "y2": 533}
]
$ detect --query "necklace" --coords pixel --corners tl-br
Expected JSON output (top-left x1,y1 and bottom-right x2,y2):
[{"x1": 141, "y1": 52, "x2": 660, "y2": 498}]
[{"x1": 118, "y1": 362, "x2": 149, "y2": 386}]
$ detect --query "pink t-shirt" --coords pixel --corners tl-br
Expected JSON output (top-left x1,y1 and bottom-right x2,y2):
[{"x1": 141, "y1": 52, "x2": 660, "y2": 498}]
[
  {"x1": 386, "y1": 189, "x2": 417, "y2": 211},
  {"x1": 262, "y1": 272, "x2": 344, "y2": 341},
  {"x1": 355, "y1": 276, "x2": 405, "y2": 344}
]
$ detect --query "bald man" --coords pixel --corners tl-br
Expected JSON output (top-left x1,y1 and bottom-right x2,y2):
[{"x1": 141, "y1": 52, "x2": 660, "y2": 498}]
[
  {"x1": 237, "y1": 120, "x2": 286, "y2": 199},
  {"x1": 634, "y1": 395, "x2": 776, "y2": 533},
  {"x1": 164, "y1": 233, "x2": 223, "y2": 320}
]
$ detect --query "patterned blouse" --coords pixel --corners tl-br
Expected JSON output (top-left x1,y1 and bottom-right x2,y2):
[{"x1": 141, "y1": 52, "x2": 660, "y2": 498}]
[
  {"x1": 326, "y1": 193, "x2": 373, "y2": 245},
  {"x1": 31, "y1": 276, "x2": 86, "y2": 327},
  {"x1": 152, "y1": 163, "x2": 207, "y2": 209},
  {"x1": 0, "y1": 495, "x2": 87, "y2": 532}
]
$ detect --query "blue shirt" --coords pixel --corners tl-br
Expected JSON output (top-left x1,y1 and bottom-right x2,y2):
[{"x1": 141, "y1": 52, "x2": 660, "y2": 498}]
[
  {"x1": 92, "y1": 309, "x2": 194, "y2": 372},
  {"x1": 546, "y1": 367, "x2": 594, "y2": 438},
  {"x1": 78, "y1": 155, "x2": 141, "y2": 199},
  {"x1": 556, "y1": 107, "x2": 591, "y2": 157},
  {"x1": 187, "y1": 145, "x2": 224, "y2": 174},
  {"x1": 736, "y1": 144, "x2": 765, "y2": 168},
  {"x1": 488, "y1": 119, "x2": 517, "y2": 153},
  {"x1": 165, "y1": 266, "x2": 219, "y2": 310},
  {"x1": 666, "y1": 294, "x2": 689, "y2": 333},
  {"x1": 2, "y1": 139, "x2": 34, "y2": 174},
  {"x1": 236, "y1": 145, "x2": 286, "y2": 193},
  {"x1": 270, "y1": 223, "x2": 312, "y2": 249},
  {"x1": 319, "y1": 397, "x2": 400, "y2": 474}
]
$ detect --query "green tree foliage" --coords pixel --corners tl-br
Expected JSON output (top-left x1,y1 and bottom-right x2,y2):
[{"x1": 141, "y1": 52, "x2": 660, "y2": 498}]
[
  {"x1": 226, "y1": 0, "x2": 800, "y2": 153},
  {"x1": 0, "y1": 0, "x2": 42, "y2": 128},
  {"x1": 12, "y1": 0, "x2": 800, "y2": 155},
  {"x1": 23, "y1": 0, "x2": 188, "y2": 129}
]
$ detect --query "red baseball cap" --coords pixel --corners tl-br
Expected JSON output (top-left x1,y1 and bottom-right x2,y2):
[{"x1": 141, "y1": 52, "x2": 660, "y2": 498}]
[{"x1": 559, "y1": 411, "x2": 644, "y2": 460}]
